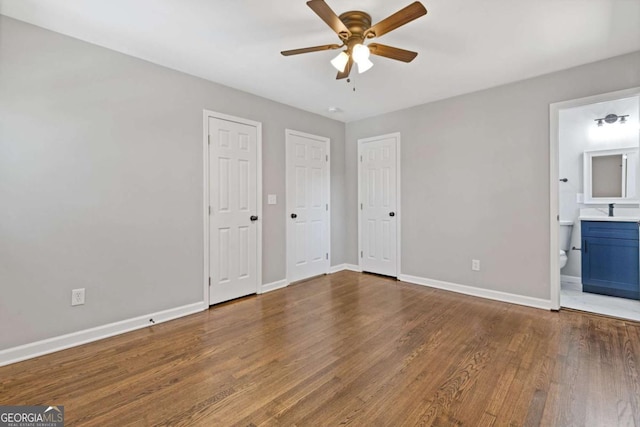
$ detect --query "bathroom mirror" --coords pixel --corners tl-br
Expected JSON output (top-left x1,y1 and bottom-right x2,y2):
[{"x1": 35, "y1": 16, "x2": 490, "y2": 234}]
[{"x1": 583, "y1": 147, "x2": 639, "y2": 204}]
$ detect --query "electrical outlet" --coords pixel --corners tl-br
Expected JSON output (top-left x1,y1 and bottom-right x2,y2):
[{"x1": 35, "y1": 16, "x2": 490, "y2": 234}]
[
  {"x1": 472, "y1": 259, "x2": 481, "y2": 271},
  {"x1": 71, "y1": 288, "x2": 85, "y2": 306}
]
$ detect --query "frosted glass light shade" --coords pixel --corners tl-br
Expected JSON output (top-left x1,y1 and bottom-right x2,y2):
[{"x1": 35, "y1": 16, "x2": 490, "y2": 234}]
[
  {"x1": 357, "y1": 57, "x2": 374, "y2": 73},
  {"x1": 352, "y1": 44, "x2": 370, "y2": 62},
  {"x1": 331, "y1": 52, "x2": 349, "y2": 72}
]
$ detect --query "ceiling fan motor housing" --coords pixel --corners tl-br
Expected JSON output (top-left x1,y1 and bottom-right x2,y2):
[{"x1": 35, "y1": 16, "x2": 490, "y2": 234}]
[{"x1": 339, "y1": 11, "x2": 373, "y2": 50}]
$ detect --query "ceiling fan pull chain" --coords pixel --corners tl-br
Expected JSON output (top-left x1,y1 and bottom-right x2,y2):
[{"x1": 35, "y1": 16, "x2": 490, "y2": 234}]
[{"x1": 351, "y1": 75, "x2": 356, "y2": 92}]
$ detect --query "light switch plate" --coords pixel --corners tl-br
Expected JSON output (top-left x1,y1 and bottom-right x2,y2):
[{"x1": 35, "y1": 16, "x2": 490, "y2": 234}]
[{"x1": 268, "y1": 194, "x2": 277, "y2": 205}]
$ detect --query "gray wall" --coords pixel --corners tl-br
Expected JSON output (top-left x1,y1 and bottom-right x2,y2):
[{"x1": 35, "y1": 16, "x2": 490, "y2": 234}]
[
  {"x1": 0, "y1": 16, "x2": 345, "y2": 350},
  {"x1": 346, "y1": 51, "x2": 640, "y2": 300},
  {"x1": 2, "y1": 12, "x2": 639, "y2": 352}
]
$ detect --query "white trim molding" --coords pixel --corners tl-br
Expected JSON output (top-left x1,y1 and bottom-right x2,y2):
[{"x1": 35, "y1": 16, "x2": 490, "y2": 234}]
[
  {"x1": 329, "y1": 264, "x2": 346, "y2": 274},
  {"x1": 398, "y1": 274, "x2": 552, "y2": 310},
  {"x1": 260, "y1": 279, "x2": 289, "y2": 294},
  {"x1": 329, "y1": 264, "x2": 362, "y2": 274},
  {"x1": 560, "y1": 275, "x2": 582, "y2": 291},
  {"x1": 0, "y1": 302, "x2": 206, "y2": 367}
]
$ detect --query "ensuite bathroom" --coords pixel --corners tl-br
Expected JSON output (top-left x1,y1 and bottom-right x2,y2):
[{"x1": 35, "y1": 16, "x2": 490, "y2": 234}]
[{"x1": 559, "y1": 94, "x2": 640, "y2": 320}]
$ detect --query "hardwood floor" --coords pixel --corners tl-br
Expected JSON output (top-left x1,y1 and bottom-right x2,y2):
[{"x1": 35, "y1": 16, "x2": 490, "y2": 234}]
[{"x1": 1, "y1": 271, "x2": 639, "y2": 426}]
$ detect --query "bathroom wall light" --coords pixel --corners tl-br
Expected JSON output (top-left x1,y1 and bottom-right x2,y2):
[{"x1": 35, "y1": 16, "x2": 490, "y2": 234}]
[{"x1": 594, "y1": 113, "x2": 629, "y2": 126}]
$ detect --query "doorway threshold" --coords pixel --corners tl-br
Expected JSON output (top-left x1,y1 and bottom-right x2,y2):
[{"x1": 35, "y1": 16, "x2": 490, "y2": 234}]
[{"x1": 561, "y1": 287, "x2": 640, "y2": 322}]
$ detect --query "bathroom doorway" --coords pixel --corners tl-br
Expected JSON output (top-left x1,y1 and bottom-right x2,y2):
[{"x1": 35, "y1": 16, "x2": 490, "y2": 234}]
[{"x1": 550, "y1": 87, "x2": 640, "y2": 321}]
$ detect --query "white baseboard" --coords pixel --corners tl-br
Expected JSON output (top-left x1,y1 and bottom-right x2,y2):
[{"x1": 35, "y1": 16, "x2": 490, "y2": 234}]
[
  {"x1": 329, "y1": 264, "x2": 346, "y2": 274},
  {"x1": 560, "y1": 275, "x2": 582, "y2": 291},
  {"x1": 260, "y1": 279, "x2": 288, "y2": 294},
  {"x1": 344, "y1": 264, "x2": 361, "y2": 272},
  {"x1": 398, "y1": 274, "x2": 552, "y2": 311},
  {"x1": 329, "y1": 263, "x2": 362, "y2": 274},
  {"x1": 0, "y1": 302, "x2": 207, "y2": 367}
]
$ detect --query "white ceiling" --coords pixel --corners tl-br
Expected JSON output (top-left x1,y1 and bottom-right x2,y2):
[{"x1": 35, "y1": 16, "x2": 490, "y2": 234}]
[{"x1": 1, "y1": 0, "x2": 639, "y2": 122}]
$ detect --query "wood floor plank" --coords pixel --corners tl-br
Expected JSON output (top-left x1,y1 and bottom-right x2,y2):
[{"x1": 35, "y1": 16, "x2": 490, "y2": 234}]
[{"x1": 1, "y1": 271, "x2": 639, "y2": 426}]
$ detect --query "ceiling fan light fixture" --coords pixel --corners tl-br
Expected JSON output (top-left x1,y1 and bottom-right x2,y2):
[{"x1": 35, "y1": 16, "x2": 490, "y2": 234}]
[
  {"x1": 352, "y1": 43, "x2": 370, "y2": 63},
  {"x1": 330, "y1": 51, "x2": 349, "y2": 72},
  {"x1": 357, "y1": 57, "x2": 374, "y2": 74},
  {"x1": 282, "y1": 1, "x2": 427, "y2": 80}
]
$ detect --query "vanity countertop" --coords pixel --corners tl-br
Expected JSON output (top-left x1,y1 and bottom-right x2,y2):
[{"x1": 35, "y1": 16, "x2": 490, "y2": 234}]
[
  {"x1": 579, "y1": 216, "x2": 640, "y2": 222},
  {"x1": 579, "y1": 208, "x2": 640, "y2": 223}
]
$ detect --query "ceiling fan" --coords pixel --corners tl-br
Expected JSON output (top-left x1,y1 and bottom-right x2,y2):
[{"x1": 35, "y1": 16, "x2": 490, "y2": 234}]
[{"x1": 281, "y1": 0, "x2": 427, "y2": 79}]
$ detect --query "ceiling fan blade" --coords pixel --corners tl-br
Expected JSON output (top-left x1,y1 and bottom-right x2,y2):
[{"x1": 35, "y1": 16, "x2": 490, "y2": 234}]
[
  {"x1": 368, "y1": 43, "x2": 418, "y2": 63},
  {"x1": 281, "y1": 44, "x2": 341, "y2": 56},
  {"x1": 307, "y1": 0, "x2": 351, "y2": 38},
  {"x1": 336, "y1": 55, "x2": 353, "y2": 80},
  {"x1": 366, "y1": 2, "x2": 427, "y2": 38}
]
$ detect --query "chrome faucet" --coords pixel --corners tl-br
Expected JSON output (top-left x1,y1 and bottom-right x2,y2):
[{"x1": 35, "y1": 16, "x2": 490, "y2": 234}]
[{"x1": 608, "y1": 203, "x2": 615, "y2": 217}]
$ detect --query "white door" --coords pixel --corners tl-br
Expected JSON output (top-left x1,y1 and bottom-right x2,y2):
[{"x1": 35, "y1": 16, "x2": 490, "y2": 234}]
[
  {"x1": 286, "y1": 130, "x2": 330, "y2": 283},
  {"x1": 207, "y1": 115, "x2": 261, "y2": 305},
  {"x1": 359, "y1": 134, "x2": 400, "y2": 277}
]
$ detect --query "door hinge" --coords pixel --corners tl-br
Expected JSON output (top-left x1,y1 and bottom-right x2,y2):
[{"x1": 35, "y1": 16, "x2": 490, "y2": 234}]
[
  {"x1": 326, "y1": 253, "x2": 329, "y2": 260},
  {"x1": 208, "y1": 277, "x2": 211, "y2": 287},
  {"x1": 326, "y1": 154, "x2": 328, "y2": 161},
  {"x1": 326, "y1": 204, "x2": 328, "y2": 211},
  {"x1": 360, "y1": 155, "x2": 363, "y2": 162},
  {"x1": 209, "y1": 206, "x2": 212, "y2": 215},
  {"x1": 557, "y1": 215, "x2": 559, "y2": 221},
  {"x1": 208, "y1": 135, "x2": 211, "y2": 145},
  {"x1": 360, "y1": 251, "x2": 363, "y2": 258},
  {"x1": 360, "y1": 203, "x2": 363, "y2": 210}
]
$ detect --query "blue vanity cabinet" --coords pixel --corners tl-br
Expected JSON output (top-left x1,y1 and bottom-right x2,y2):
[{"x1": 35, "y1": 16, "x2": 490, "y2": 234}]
[{"x1": 581, "y1": 220, "x2": 640, "y2": 300}]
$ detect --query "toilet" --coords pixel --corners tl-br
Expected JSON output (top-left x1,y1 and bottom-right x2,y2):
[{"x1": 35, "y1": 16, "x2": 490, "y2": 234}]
[{"x1": 559, "y1": 220, "x2": 574, "y2": 269}]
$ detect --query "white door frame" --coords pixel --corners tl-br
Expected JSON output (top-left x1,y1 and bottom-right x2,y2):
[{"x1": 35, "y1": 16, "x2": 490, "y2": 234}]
[
  {"x1": 357, "y1": 132, "x2": 402, "y2": 277},
  {"x1": 285, "y1": 129, "x2": 331, "y2": 282},
  {"x1": 549, "y1": 87, "x2": 640, "y2": 310},
  {"x1": 203, "y1": 110, "x2": 263, "y2": 305}
]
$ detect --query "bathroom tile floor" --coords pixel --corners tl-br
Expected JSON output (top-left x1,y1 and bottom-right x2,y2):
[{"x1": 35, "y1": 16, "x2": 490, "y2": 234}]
[{"x1": 561, "y1": 284, "x2": 640, "y2": 322}]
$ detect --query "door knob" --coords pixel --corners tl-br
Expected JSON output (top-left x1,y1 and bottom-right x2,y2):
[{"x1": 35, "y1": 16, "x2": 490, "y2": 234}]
[
  {"x1": 250, "y1": 215, "x2": 258, "y2": 221},
  {"x1": 291, "y1": 213, "x2": 297, "y2": 219},
  {"x1": 389, "y1": 212, "x2": 395, "y2": 217}
]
